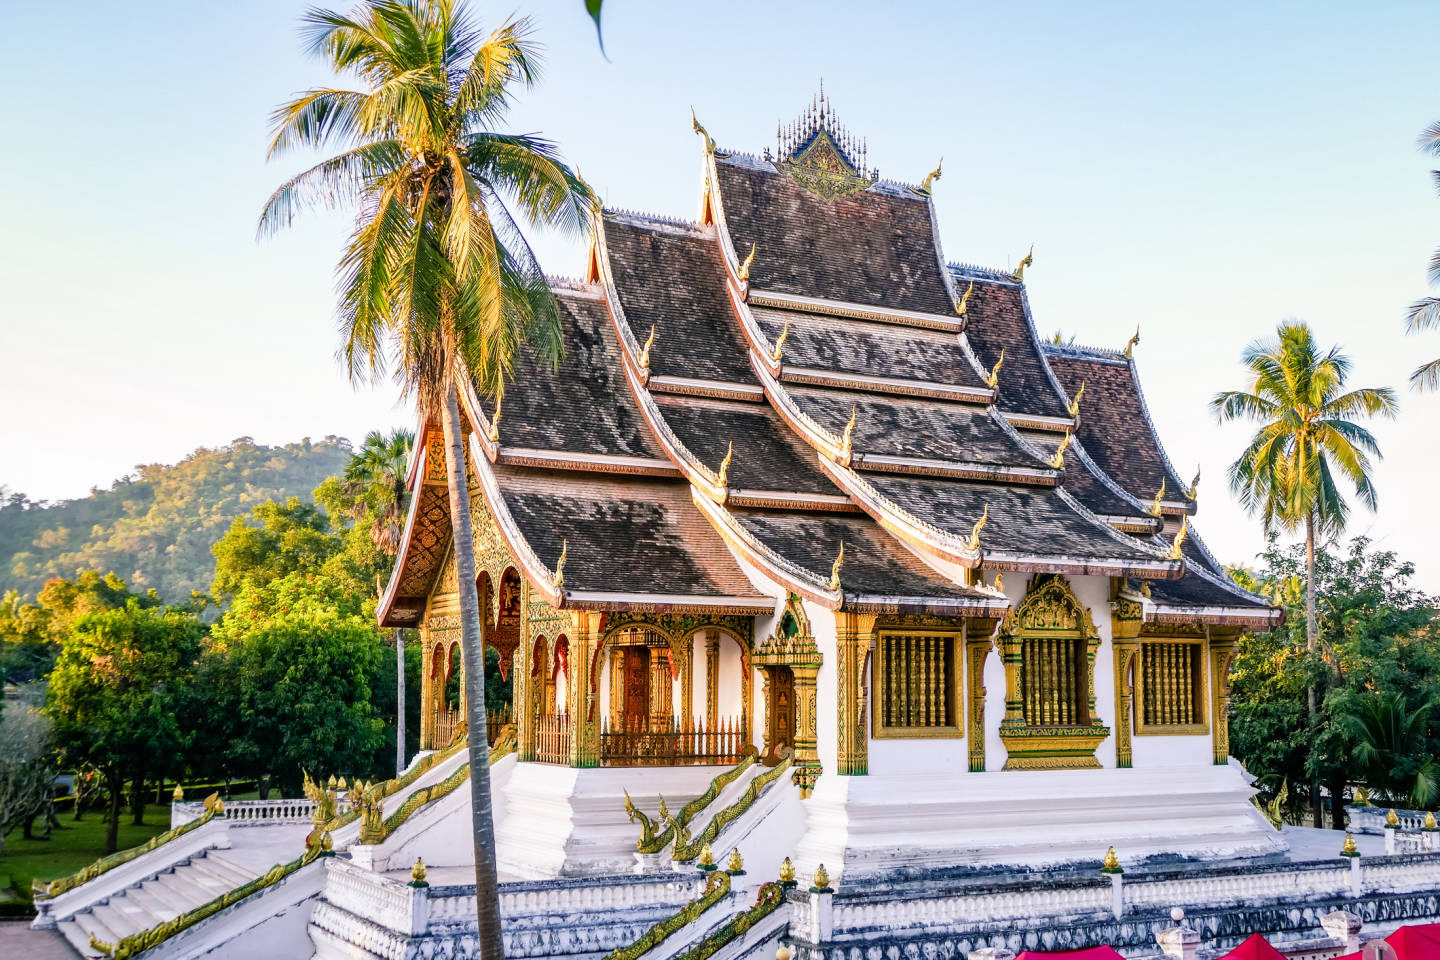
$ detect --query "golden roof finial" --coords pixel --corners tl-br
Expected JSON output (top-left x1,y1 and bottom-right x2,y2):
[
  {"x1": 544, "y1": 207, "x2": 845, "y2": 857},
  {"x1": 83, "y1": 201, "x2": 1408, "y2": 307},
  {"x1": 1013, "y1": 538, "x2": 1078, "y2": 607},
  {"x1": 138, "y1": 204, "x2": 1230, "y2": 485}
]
[
  {"x1": 955, "y1": 280, "x2": 974, "y2": 317},
  {"x1": 1068, "y1": 380, "x2": 1086, "y2": 418},
  {"x1": 411, "y1": 857, "x2": 428, "y2": 885},
  {"x1": 487, "y1": 394, "x2": 502, "y2": 443},
  {"x1": 738, "y1": 242, "x2": 757, "y2": 284},
  {"x1": 840, "y1": 405, "x2": 857, "y2": 456},
  {"x1": 1168, "y1": 516, "x2": 1188, "y2": 560},
  {"x1": 1140, "y1": 580, "x2": 1152, "y2": 599},
  {"x1": 1050, "y1": 430, "x2": 1072, "y2": 469},
  {"x1": 1123, "y1": 326, "x2": 1140, "y2": 359},
  {"x1": 1387, "y1": 808, "x2": 1400, "y2": 827},
  {"x1": 779, "y1": 856, "x2": 796, "y2": 886},
  {"x1": 966, "y1": 504, "x2": 989, "y2": 553},
  {"x1": 727, "y1": 848, "x2": 745, "y2": 874},
  {"x1": 172, "y1": 784, "x2": 184, "y2": 802},
  {"x1": 638, "y1": 325, "x2": 656, "y2": 370},
  {"x1": 1187, "y1": 466, "x2": 1200, "y2": 500},
  {"x1": 985, "y1": 349, "x2": 1005, "y2": 390},
  {"x1": 1101, "y1": 846, "x2": 1122, "y2": 874},
  {"x1": 717, "y1": 441, "x2": 733, "y2": 487},
  {"x1": 916, "y1": 158, "x2": 942, "y2": 196},
  {"x1": 691, "y1": 106, "x2": 716, "y2": 155},
  {"x1": 811, "y1": 863, "x2": 833, "y2": 892},
  {"x1": 1012, "y1": 245, "x2": 1034, "y2": 282},
  {"x1": 552, "y1": 539, "x2": 567, "y2": 589},
  {"x1": 699, "y1": 841, "x2": 716, "y2": 870},
  {"x1": 1147, "y1": 477, "x2": 1167, "y2": 517},
  {"x1": 771, "y1": 320, "x2": 788, "y2": 363},
  {"x1": 827, "y1": 541, "x2": 845, "y2": 591},
  {"x1": 1342, "y1": 833, "x2": 1359, "y2": 857},
  {"x1": 993, "y1": 572, "x2": 1004, "y2": 592}
]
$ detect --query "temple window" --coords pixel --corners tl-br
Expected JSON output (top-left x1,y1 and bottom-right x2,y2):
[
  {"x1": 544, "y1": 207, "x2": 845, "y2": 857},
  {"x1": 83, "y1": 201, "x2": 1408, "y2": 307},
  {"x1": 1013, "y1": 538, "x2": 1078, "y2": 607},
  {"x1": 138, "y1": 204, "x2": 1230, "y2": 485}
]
[
  {"x1": 873, "y1": 631, "x2": 961, "y2": 737},
  {"x1": 1019, "y1": 636, "x2": 1090, "y2": 726},
  {"x1": 1136, "y1": 639, "x2": 1208, "y2": 733}
]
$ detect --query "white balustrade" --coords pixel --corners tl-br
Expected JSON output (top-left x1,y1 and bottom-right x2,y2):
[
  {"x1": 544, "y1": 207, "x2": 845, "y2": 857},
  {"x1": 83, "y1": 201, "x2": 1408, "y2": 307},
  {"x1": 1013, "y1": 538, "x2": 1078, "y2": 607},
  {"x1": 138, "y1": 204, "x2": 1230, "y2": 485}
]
[{"x1": 323, "y1": 859, "x2": 419, "y2": 934}]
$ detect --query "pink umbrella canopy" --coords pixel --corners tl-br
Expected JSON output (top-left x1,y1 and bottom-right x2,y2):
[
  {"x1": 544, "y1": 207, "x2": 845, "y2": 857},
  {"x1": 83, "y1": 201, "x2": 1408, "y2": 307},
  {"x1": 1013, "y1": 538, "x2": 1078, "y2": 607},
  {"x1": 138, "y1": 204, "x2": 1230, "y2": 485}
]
[
  {"x1": 1015, "y1": 948, "x2": 1127, "y2": 960},
  {"x1": 1219, "y1": 933, "x2": 1287, "y2": 960},
  {"x1": 1387, "y1": 924, "x2": 1440, "y2": 960}
]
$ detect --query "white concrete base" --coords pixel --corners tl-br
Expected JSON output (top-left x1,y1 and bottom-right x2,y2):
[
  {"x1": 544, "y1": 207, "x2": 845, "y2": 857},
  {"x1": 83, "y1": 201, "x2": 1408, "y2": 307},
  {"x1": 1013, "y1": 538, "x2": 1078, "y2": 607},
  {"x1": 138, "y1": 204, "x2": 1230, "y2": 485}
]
[
  {"x1": 495, "y1": 763, "x2": 735, "y2": 879},
  {"x1": 791, "y1": 762, "x2": 1288, "y2": 882}
]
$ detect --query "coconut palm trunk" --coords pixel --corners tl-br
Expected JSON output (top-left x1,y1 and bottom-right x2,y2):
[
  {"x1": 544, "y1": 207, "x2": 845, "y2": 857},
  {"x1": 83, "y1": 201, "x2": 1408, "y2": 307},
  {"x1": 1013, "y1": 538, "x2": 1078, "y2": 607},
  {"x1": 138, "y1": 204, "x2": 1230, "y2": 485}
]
[
  {"x1": 1305, "y1": 509, "x2": 1320, "y2": 827},
  {"x1": 396, "y1": 627, "x2": 407, "y2": 775},
  {"x1": 441, "y1": 383, "x2": 503, "y2": 958}
]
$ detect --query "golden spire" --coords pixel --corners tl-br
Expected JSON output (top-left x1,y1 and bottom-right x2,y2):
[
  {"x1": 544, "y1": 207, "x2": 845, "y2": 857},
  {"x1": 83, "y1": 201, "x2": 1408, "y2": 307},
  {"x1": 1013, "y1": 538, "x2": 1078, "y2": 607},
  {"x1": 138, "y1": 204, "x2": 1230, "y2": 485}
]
[
  {"x1": 839, "y1": 405, "x2": 857, "y2": 456},
  {"x1": 771, "y1": 320, "x2": 788, "y2": 362},
  {"x1": 411, "y1": 857, "x2": 428, "y2": 885},
  {"x1": 727, "y1": 848, "x2": 745, "y2": 873},
  {"x1": 1147, "y1": 478, "x2": 1167, "y2": 517},
  {"x1": 779, "y1": 857, "x2": 796, "y2": 886},
  {"x1": 738, "y1": 242, "x2": 757, "y2": 284},
  {"x1": 955, "y1": 280, "x2": 974, "y2": 317},
  {"x1": 827, "y1": 541, "x2": 845, "y2": 591},
  {"x1": 1387, "y1": 808, "x2": 1400, "y2": 827},
  {"x1": 691, "y1": 106, "x2": 716, "y2": 155},
  {"x1": 487, "y1": 395, "x2": 502, "y2": 443},
  {"x1": 1168, "y1": 516, "x2": 1188, "y2": 560},
  {"x1": 966, "y1": 504, "x2": 989, "y2": 553},
  {"x1": 1342, "y1": 833, "x2": 1359, "y2": 857},
  {"x1": 1123, "y1": 326, "x2": 1140, "y2": 359},
  {"x1": 916, "y1": 158, "x2": 942, "y2": 195},
  {"x1": 1011, "y1": 245, "x2": 1034, "y2": 282},
  {"x1": 1101, "y1": 846, "x2": 1121, "y2": 873},
  {"x1": 552, "y1": 539, "x2": 567, "y2": 589},
  {"x1": 1187, "y1": 466, "x2": 1200, "y2": 500},
  {"x1": 811, "y1": 863, "x2": 832, "y2": 892},
  {"x1": 699, "y1": 841, "x2": 716, "y2": 870},
  {"x1": 172, "y1": 784, "x2": 184, "y2": 801},
  {"x1": 638, "y1": 325, "x2": 655, "y2": 369},
  {"x1": 985, "y1": 349, "x2": 1005, "y2": 389},
  {"x1": 717, "y1": 441, "x2": 733, "y2": 487},
  {"x1": 1067, "y1": 380, "x2": 1086, "y2": 418},
  {"x1": 1050, "y1": 430, "x2": 1072, "y2": 469}
]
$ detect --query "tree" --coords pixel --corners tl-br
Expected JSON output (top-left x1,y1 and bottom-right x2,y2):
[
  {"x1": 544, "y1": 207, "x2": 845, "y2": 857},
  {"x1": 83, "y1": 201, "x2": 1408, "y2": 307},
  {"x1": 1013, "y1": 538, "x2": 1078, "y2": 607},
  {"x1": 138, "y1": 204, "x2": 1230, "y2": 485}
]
[
  {"x1": 45, "y1": 600, "x2": 204, "y2": 852},
  {"x1": 0, "y1": 685, "x2": 57, "y2": 854},
  {"x1": 1212, "y1": 321, "x2": 1397, "y2": 825},
  {"x1": 211, "y1": 498, "x2": 345, "y2": 601},
  {"x1": 1406, "y1": 121, "x2": 1440, "y2": 391},
  {"x1": 260, "y1": 3, "x2": 593, "y2": 951}
]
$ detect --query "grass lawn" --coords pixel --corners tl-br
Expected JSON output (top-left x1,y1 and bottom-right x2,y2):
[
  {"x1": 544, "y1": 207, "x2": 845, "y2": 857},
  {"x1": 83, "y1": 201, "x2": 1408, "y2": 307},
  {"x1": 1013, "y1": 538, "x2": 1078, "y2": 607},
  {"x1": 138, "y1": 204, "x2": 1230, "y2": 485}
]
[{"x1": 0, "y1": 804, "x2": 173, "y2": 903}]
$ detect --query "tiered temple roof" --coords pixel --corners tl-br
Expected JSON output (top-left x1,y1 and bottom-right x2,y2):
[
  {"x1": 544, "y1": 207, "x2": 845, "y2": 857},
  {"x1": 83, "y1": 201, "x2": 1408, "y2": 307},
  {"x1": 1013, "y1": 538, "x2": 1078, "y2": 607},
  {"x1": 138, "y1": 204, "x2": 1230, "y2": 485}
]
[{"x1": 380, "y1": 93, "x2": 1279, "y2": 632}]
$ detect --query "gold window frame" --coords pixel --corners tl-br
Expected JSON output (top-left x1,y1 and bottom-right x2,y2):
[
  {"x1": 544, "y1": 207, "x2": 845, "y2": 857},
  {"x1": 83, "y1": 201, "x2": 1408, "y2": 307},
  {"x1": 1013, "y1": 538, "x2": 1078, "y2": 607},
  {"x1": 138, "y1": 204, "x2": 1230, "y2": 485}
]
[
  {"x1": 1133, "y1": 637, "x2": 1210, "y2": 736},
  {"x1": 871, "y1": 629, "x2": 963, "y2": 739}
]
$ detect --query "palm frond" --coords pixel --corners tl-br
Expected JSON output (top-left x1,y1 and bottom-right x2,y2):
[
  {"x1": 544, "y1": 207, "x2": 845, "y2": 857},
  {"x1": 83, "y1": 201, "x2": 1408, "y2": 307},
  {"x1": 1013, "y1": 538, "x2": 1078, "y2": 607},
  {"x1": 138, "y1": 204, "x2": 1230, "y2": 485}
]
[
  {"x1": 466, "y1": 132, "x2": 594, "y2": 234},
  {"x1": 1407, "y1": 296, "x2": 1440, "y2": 333},
  {"x1": 257, "y1": 140, "x2": 405, "y2": 238},
  {"x1": 1411, "y1": 357, "x2": 1440, "y2": 392},
  {"x1": 266, "y1": 88, "x2": 371, "y2": 157}
]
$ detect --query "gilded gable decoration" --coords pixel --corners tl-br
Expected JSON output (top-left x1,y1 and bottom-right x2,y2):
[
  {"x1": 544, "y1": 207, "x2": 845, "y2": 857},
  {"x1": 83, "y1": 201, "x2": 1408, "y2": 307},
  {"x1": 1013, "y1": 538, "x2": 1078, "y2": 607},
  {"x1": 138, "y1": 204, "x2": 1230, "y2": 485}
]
[
  {"x1": 770, "y1": 320, "x2": 788, "y2": 362},
  {"x1": 955, "y1": 280, "x2": 974, "y2": 317},
  {"x1": 986, "y1": 350, "x2": 1005, "y2": 389},
  {"x1": 1049, "y1": 431, "x2": 1072, "y2": 470},
  {"x1": 1168, "y1": 516, "x2": 1189, "y2": 560},
  {"x1": 1187, "y1": 466, "x2": 1201, "y2": 500},
  {"x1": 827, "y1": 542, "x2": 845, "y2": 592},
  {"x1": 1011, "y1": 245, "x2": 1034, "y2": 283},
  {"x1": 914, "y1": 159, "x2": 942, "y2": 196},
  {"x1": 691, "y1": 107, "x2": 725, "y2": 157},
  {"x1": 773, "y1": 85, "x2": 876, "y2": 203},
  {"x1": 1067, "y1": 381, "x2": 1086, "y2": 418},
  {"x1": 1123, "y1": 326, "x2": 1141, "y2": 359}
]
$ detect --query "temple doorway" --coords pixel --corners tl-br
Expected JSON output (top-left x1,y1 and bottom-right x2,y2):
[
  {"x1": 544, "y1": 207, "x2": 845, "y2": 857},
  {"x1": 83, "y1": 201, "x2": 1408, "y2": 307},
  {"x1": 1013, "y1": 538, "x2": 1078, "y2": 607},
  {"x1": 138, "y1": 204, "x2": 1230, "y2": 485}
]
[
  {"x1": 620, "y1": 646, "x2": 652, "y2": 729},
  {"x1": 763, "y1": 666, "x2": 796, "y2": 763}
]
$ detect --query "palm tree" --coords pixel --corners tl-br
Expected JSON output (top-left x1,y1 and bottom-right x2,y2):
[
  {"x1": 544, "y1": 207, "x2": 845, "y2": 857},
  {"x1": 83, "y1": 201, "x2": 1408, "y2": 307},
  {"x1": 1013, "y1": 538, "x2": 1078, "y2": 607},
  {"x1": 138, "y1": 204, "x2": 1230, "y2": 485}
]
[
  {"x1": 1344, "y1": 693, "x2": 1440, "y2": 809},
  {"x1": 1212, "y1": 320, "x2": 1397, "y2": 825},
  {"x1": 260, "y1": 3, "x2": 593, "y2": 952},
  {"x1": 1406, "y1": 121, "x2": 1440, "y2": 391},
  {"x1": 343, "y1": 428, "x2": 415, "y2": 776}
]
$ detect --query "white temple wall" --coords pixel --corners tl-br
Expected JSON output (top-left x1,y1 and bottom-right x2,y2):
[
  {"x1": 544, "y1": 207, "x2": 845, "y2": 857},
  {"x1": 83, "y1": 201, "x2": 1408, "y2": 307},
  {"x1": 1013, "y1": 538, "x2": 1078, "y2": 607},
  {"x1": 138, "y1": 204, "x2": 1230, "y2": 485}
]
[
  {"x1": 1073, "y1": 574, "x2": 1118, "y2": 770},
  {"x1": 752, "y1": 660, "x2": 767, "y2": 745},
  {"x1": 1131, "y1": 732, "x2": 1212, "y2": 767},
  {"x1": 689, "y1": 632, "x2": 706, "y2": 724},
  {"x1": 866, "y1": 732, "x2": 969, "y2": 775},
  {"x1": 716, "y1": 637, "x2": 743, "y2": 721},
  {"x1": 597, "y1": 652, "x2": 611, "y2": 721}
]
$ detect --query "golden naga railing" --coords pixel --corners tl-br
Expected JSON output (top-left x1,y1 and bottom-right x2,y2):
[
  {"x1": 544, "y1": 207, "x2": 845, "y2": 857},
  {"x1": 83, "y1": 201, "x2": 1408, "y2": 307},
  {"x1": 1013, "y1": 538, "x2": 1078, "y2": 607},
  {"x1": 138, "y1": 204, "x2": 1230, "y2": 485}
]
[
  {"x1": 536, "y1": 713, "x2": 572, "y2": 765},
  {"x1": 600, "y1": 716, "x2": 745, "y2": 768},
  {"x1": 485, "y1": 705, "x2": 513, "y2": 745}
]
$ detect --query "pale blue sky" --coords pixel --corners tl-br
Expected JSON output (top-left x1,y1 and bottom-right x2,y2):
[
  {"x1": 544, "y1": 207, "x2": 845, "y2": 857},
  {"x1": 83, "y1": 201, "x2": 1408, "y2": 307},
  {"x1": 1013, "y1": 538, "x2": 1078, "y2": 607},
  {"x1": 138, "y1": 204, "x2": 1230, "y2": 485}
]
[{"x1": 3, "y1": 1, "x2": 1439, "y2": 587}]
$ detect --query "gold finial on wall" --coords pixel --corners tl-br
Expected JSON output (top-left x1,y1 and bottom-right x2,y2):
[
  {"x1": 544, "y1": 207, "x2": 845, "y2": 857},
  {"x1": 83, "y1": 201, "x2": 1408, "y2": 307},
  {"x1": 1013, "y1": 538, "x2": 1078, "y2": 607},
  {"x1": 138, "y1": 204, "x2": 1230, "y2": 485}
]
[
  {"x1": 1050, "y1": 430, "x2": 1072, "y2": 469},
  {"x1": 410, "y1": 857, "x2": 428, "y2": 885},
  {"x1": 916, "y1": 158, "x2": 942, "y2": 195},
  {"x1": 956, "y1": 280, "x2": 974, "y2": 317},
  {"x1": 1123, "y1": 326, "x2": 1140, "y2": 359},
  {"x1": 1011, "y1": 245, "x2": 1034, "y2": 282},
  {"x1": 717, "y1": 441, "x2": 734, "y2": 487},
  {"x1": 827, "y1": 541, "x2": 845, "y2": 591},
  {"x1": 966, "y1": 504, "x2": 989, "y2": 552},
  {"x1": 779, "y1": 857, "x2": 796, "y2": 886},
  {"x1": 986, "y1": 349, "x2": 1005, "y2": 390},
  {"x1": 691, "y1": 106, "x2": 716, "y2": 155},
  {"x1": 1187, "y1": 466, "x2": 1200, "y2": 500},
  {"x1": 727, "y1": 848, "x2": 745, "y2": 874},
  {"x1": 1147, "y1": 477, "x2": 1167, "y2": 517},
  {"x1": 172, "y1": 784, "x2": 184, "y2": 802},
  {"x1": 840, "y1": 405, "x2": 857, "y2": 456},
  {"x1": 811, "y1": 863, "x2": 833, "y2": 893},
  {"x1": 738, "y1": 242, "x2": 757, "y2": 284},
  {"x1": 1387, "y1": 808, "x2": 1400, "y2": 827},
  {"x1": 1168, "y1": 516, "x2": 1188, "y2": 560},
  {"x1": 638, "y1": 325, "x2": 655, "y2": 369},
  {"x1": 771, "y1": 320, "x2": 788, "y2": 362},
  {"x1": 1068, "y1": 380, "x2": 1086, "y2": 418},
  {"x1": 699, "y1": 841, "x2": 717, "y2": 870},
  {"x1": 1101, "y1": 846, "x2": 1122, "y2": 874},
  {"x1": 552, "y1": 539, "x2": 567, "y2": 589}
]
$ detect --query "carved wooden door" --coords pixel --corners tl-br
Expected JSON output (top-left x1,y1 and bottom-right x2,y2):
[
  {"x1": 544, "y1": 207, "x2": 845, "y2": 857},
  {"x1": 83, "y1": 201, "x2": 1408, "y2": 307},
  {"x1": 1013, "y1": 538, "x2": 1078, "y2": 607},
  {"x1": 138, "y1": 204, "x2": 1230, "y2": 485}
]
[
  {"x1": 769, "y1": 667, "x2": 795, "y2": 758},
  {"x1": 622, "y1": 647, "x2": 651, "y2": 730}
]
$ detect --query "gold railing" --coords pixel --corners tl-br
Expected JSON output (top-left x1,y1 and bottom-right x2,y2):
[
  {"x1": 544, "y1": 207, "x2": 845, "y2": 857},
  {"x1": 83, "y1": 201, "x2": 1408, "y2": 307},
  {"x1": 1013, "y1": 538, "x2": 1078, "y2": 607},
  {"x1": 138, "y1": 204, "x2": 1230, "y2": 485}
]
[
  {"x1": 602, "y1": 871, "x2": 731, "y2": 960},
  {"x1": 628, "y1": 750, "x2": 759, "y2": 855},
  {"x1": 434, "y1": 708, "x2": 462, "y2": 749},
  {"x1": 536, "y1": 713, "x2": 572, "y2": 765},
  {"x1": 673, "y1": 754, "x2": 793, "y2": 863},
  {"x1": 672, "y1": 881, "x2": 785, "y2": 960},
  {"x1": 601, "y1": 716, "x2": 745, "y2": 768}
]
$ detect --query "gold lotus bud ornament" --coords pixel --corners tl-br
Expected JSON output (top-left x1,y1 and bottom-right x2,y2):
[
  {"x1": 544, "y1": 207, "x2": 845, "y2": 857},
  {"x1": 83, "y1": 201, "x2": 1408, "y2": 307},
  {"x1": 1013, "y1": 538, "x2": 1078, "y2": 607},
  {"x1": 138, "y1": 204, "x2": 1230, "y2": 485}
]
[
  {"x1": 410, "y1": 857, "x2": 429, "y2": 887},
  {"x1": 338, "y1": 776, "x2": 348, "y2": 791},
  {"x1": 810, "y1": 862, "x2": 834, "y2": 894},
  {"x1": 1341, "y1": 833, "x2": 1360, "y2": 858},
  {"x1": 1426, "y1": 811, "x2": 1437, "y2": 831},
  {"x1": 1101, "y1": 846, "x2": 1122, "y2": 875},
  {"x1": 1387, "y1": 808, "x2": 1400, "y2": 828},
  {"x1": 779, "y1": 856, "x2": 797, "y2": 888},
  {"x1": 777, "y1": 947, "x2": 793, "y2": 960},
  {"x1": 727, "y1": 848, "x2": 746, "y2": 875},
  {"x1": 213, "y1": 796, "x2": 225, "y2": 816},
  {"x1": 172, "y1": 784, "x2": 184, "y2": 802},
  {"x1": 327, "y1": 774, "x2": 337, "y2": 789},
  {"x1": 321, "y1": 831, "x2": 334, "y2": 855},
  {"x1": 1354, "y1": 786, "x2": 1371, "y2": 805},
  {"x1": 698, "y1": 841, "x2": 717, "y2": 871}
]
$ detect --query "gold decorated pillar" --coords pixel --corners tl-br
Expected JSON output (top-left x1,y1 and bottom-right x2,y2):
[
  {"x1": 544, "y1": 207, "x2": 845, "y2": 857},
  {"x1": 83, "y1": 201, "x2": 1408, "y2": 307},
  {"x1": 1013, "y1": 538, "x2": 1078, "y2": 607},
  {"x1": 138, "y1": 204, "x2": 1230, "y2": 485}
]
[
  {"x1": 679, "y1": 637, "x2": 694, "y2": 725},
  {"x1": 1110, "y1": 594, "x2": 1144, "y2": 769},
  {"x1": 705, "y1": 630, "x2": 720, "y2": 724},
  {"x1": 512, "y1": 603, "x2": 533, "y2": 760},
  {"x1": 966, "y1": 630, "x2": 994, "y2": 772},
  {"x1": 835, "y1": 612, "x2": 877, "y2": 776},
  {"x1": 791, "y1": 661, "x2": 821, "y2": 795},
  {"x1": 567, "y1": 610, "x2": 604, "y2": 767},
  {"x1": 998, "y1": 626, "x2": 1025, "y2": 731},
  {"x1": 1209, "y1": 634, "x2": 1238, "y2": 765}
]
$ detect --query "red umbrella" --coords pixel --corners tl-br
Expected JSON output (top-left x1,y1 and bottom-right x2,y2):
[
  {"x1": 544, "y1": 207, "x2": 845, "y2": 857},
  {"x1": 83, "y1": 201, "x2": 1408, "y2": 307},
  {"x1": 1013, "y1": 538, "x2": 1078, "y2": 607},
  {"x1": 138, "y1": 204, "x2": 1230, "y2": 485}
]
[
  {"x1": 1387, "y1": 924, "x2": 1440, "y2": 960},
  {"x1": 1016, "y1": 948, "x2": 1126, "y2": 960},
  {"x1": 1219, "y1": 934, "x2": 1287, "y2": 960}
]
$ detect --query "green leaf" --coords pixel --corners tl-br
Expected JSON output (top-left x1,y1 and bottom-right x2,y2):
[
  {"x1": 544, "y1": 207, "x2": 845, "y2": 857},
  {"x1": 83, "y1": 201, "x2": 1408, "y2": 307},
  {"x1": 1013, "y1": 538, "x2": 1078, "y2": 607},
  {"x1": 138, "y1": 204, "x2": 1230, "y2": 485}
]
[{"x1": 585, "y1": 0, "x2": 607, "y2": 57}]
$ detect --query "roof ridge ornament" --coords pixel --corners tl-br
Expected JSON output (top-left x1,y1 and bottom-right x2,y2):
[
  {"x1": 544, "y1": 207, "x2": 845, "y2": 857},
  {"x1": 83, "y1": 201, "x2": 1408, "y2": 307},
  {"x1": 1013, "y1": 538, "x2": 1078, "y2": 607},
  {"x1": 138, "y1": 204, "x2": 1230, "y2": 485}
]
[
  {"x1": 638, "y1": 324, "x2": 656, "y2": 370},
  {"x1": 827, "y1": 541, "x2": 845, "y2": 591},
  {"x1": 691, "y1": 107, "x2": 724, "y2": 157},
  {"x1": 985, "y1": 349, "x2": 1005, "y2": 389},
  {"x1": 487, "y1": 395, "x2": 502, "y2": 443},
  {"x1": 1123, "y1": 326, "x2": 1140, "y2": 359},
  {"x1": 1168, "y1": 516, "x2": 1188, "y2": 560},
  {"x1": 839, "y1": 405, "x2": 857, "y2": 456},
  {"x1": 1147, "y1": 478, "x2": 1167, "y2": 517},
  {"x1": 738, "y1": 243, "x2": 757, "y2": 285},
  {"x1": 717, "y1": 441, "x2": 733, "y2": 487},
  {"x1": 774, "y1": 85, "x2": 875, "y2": 202},
  {"x1": 1050, "y1": 430, "x2": 1072, "y2": 469},
  {"x1": 552, "y1": 539, "x2": 567, "y2": 589},
  {"x1": 770, "y1": 320, "x2": 788, "y2": 362},
  {"x1": 914, "y1": 158, "x2": 942, "y2": 196},
  {"x1": 955, "y1": 280, "x2": 974, "y2": 317},
  {"x1": 1067, "y1": 380, "x2": 1086, "y2": 418},
  {"x1": 966, "y1": 504, "x2": 989, "y2": 552},
  {"x1": 1011, "y1": 245, "x2": 1034, "y2": 282},
  {"x1": 1187, "y1": 466, "x2": 1200, "y2": 500}
]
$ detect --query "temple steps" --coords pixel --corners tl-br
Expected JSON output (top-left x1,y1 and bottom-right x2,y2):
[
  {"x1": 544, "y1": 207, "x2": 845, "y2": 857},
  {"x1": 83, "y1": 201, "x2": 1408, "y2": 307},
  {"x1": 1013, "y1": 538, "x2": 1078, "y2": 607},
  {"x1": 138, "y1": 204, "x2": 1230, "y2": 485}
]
[{"x1": 55, "y1": 853, "x2": 262, "y2": 959}]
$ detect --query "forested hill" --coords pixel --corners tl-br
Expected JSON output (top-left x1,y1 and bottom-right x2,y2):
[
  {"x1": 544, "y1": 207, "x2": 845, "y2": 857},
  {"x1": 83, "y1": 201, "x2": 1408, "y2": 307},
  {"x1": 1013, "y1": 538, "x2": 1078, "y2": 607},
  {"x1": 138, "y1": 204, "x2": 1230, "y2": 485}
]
[{"x1": 0, "y1": 437, "x2": 353, "y2": 603}]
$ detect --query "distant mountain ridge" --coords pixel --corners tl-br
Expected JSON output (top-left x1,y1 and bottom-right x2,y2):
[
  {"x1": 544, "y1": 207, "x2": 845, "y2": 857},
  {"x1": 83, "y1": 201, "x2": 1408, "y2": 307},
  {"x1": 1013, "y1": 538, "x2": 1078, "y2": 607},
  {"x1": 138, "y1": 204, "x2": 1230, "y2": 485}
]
[{"x1": 0, "y1": 437, "x2": 353, "y2": 603}]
